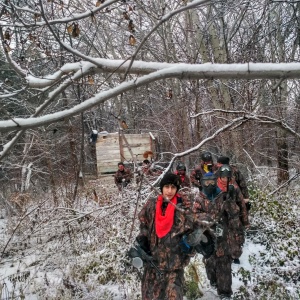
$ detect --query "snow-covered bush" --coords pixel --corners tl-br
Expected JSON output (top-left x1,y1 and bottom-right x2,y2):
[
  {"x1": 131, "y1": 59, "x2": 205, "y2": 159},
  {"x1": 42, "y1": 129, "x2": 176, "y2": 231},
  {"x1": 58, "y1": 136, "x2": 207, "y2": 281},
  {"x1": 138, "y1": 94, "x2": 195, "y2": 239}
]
[
  {"x1": 0, "y1": 179, "x2": 299, "y2": 299},
  {"x1": 233, "y1": 183, "x2": 300, "y2": 299}
]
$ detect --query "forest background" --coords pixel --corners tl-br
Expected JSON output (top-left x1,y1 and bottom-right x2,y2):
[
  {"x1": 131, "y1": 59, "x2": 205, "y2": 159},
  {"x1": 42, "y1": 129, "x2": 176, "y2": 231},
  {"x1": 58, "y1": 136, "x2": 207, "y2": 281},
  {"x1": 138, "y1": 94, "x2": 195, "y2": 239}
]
[{"x1": 0, "y1": 0, "x2": 299, "y2": 299}]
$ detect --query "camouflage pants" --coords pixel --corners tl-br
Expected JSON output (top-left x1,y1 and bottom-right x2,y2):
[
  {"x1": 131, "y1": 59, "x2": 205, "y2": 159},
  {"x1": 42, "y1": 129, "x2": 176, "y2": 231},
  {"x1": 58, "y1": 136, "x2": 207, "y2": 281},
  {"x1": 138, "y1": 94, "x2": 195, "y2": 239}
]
[
  {"x1": 228, "y1": 230, "x2": 245, "y2": 259},
  {"x1": 205, "y1": 254, "x2": 232, "y2": 296},
  {"x1": 141, "y1": 265, "x2": 184, "y2": 300},
  {"x1": 228, "y1": 218, "x2": 245, "y2": 259}
]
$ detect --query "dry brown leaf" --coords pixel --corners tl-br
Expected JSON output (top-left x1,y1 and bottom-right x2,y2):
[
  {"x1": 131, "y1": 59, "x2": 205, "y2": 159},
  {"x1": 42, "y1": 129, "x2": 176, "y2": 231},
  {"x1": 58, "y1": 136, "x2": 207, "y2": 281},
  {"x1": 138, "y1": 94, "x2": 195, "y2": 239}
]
[
  {"x1": 128, "y1": 20, "x2": 135, "y2": 32},
  {"x1": 67, "y1": 25, "x2": 73, "y2": 34},
  {"x1": 4, "y1": 29, "x2": 11, "y2": 40},
  {"x1": 72, "y1": 25, "x2": 80, "y2": 38},
  {"x1": 88, "y1": 75, "x2": 94, "y2": 85},
  {"x1": 123, "y1": 11, "x2": 129, "y2": 20},
  {"x1": 129, "y1": 34, "x2": 136, "y2": 46},
  {"x1": 91, "y1": 13, "x2": 97, "y2": 23}
]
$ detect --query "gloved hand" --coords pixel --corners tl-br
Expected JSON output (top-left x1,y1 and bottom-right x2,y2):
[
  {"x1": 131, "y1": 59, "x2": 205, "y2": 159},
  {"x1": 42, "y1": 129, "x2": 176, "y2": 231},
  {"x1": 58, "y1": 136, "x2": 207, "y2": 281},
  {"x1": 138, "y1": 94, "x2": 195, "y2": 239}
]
[
  {"x1": 180, "y1": 235, "x2": 192, "y2": 253},
  {"x1": 194, "y1": 230, "x2": 215, "y2": 259},
  {"x1": 180, "y1": 228, "x2": 207, "y2": 253},
  {"x1": 136, "y1": 236, "x2": 150, "y2": 254}
]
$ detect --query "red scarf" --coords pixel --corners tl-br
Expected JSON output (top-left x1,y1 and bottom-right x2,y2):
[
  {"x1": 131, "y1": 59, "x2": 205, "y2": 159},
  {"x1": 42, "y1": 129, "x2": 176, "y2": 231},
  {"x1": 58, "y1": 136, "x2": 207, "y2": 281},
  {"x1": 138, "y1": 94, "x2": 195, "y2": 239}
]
[
  {"x1": 217, "y1": 178, "x2": 227, "y2": 192},
  {"x1": 155, "y1": 194, "x2": 178, "y2": 238}
]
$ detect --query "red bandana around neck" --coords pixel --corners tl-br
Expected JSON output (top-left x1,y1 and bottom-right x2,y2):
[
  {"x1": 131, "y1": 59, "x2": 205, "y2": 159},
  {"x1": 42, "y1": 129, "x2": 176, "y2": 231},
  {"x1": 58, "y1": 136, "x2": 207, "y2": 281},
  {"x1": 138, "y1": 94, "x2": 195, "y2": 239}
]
[
  {"x1": 155, "y1": 194, "x2": 178, "y2": 238},
  {"x1": 217, "y1": 178, "x2": 227, "y2": 192}
]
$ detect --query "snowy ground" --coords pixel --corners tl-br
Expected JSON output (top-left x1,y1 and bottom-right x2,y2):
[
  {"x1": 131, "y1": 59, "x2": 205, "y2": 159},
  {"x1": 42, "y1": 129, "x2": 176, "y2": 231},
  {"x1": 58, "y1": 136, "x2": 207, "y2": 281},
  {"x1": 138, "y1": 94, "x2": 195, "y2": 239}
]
[
  {"x1": 0, "y1": 211, "x2": 262, "y2": 300},
  {"x1": 191, "y1": 238, "x2": 266, "y2": 300}
]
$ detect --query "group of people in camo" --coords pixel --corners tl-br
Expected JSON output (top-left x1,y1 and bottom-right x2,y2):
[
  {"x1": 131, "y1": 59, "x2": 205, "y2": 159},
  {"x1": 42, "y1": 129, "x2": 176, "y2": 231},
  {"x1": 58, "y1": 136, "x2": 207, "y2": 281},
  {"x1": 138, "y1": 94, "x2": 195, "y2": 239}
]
[{"x1": 116, "y1": 152, "x2": 250, "y2": 300}]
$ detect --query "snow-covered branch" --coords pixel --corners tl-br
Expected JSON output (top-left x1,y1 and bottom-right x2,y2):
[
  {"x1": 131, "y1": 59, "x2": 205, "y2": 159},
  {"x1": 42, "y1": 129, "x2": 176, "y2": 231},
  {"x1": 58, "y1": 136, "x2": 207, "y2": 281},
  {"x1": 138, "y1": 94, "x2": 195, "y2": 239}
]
[
  {"x1": 27, "y1": 61, "x2": 300, "y2": 88},
  {"x1": 1, "y1": 64, "x2": 300, "y2": 133}
]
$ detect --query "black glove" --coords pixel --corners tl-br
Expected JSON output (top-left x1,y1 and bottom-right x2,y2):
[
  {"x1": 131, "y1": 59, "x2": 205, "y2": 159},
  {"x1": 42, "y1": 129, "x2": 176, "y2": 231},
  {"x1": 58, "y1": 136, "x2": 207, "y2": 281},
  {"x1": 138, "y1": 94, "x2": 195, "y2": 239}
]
[
  {"x1": 136, "y1": 236, "x2": 150, "y2": 254},
  {"x1": 194, "y1": 231, "x2": 215, "y2": 259}
]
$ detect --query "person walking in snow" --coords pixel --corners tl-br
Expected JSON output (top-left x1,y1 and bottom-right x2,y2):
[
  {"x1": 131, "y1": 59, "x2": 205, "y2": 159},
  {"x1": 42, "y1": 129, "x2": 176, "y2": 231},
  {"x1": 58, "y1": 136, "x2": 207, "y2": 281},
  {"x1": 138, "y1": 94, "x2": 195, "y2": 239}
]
[
  {"x1": 193, "y1": 168, "x2": 249, "y2": 299},
  {"x1": 217, "y1": 164, "x2": 249, "y2": 264},
  {"x1": 190, "y1": 151, "x2": 217, "y2": 191},
  {"x1": 216, "y1": 156, "x2": 251, "y2": 211},
  {"x1": 135, "y1": 173, "x2": 209, "y2": 300}
]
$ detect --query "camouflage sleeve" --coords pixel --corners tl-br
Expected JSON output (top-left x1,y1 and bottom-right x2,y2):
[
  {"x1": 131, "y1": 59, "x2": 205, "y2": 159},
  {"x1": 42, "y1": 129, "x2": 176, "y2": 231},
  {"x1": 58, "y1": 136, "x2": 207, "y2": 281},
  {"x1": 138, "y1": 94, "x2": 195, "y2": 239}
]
[
  {"x1": 190, "y1": 169, "x2": 201, "y2": 188},
  {"x1": 137, "y1": 198, "x2": 154, "y2": 239},
  {"x1": 235, "y1": 187, "x2": 249, "y2": 226},
  {"x1": 234, "y1": 168, "x2": 249, "y2": 199},
  {"x1": 114, "y1": 171, "x2": 121, "y2": 184},
  {"x1": 192, "y1": 195, "x2": 214, "y2": 225}
]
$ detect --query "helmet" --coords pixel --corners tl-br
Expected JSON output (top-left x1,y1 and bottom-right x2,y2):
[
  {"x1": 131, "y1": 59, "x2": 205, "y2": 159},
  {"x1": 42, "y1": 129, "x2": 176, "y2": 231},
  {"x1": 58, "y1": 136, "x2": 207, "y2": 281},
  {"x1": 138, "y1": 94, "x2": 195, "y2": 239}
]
[
  {"x1": 219, "y1": 164, "x2": 232, "y2": 178},
  {"x1": 201, "y1": 151, "x2": 213, "y2": 162},
  {"x1": 176, "y1": 163, "x2": 186, "y2": 171},
  {"x1": 160, "y1": 173, "x2": 181, "y2": 192}
]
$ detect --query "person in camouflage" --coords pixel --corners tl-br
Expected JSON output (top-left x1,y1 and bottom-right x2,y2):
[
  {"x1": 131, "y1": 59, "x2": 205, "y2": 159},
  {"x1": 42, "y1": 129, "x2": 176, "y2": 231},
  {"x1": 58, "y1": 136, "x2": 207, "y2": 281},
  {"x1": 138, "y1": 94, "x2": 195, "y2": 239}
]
[
  {"x1": 216, "y1": 158, "x2": 250, "y2": 264},
  {"x1": 190, "y1": 151, "x2": 217, "y2": 191},
  {"x1": 193, "y1": 169, "x2": 249, "y2": 299},
  {"x1": 136, "y1": 173, "x2": 206, "y2": 300},
  {"x1": 174, "y1": 162, "x2": 191, "y2": 188},
  {"x1": 216, "y1": 156, "x2": 250, "y2": 209},
  {"x1": 114, "y1": 162, "x2": 133, "y2": 191}
]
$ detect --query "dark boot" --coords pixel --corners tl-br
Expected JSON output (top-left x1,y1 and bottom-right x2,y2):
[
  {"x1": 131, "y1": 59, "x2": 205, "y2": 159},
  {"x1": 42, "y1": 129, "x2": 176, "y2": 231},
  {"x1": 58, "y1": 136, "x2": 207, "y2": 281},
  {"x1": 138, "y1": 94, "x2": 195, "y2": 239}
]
[{"x1": 233, "y1": 258, "x2": 240, "y2": 264}]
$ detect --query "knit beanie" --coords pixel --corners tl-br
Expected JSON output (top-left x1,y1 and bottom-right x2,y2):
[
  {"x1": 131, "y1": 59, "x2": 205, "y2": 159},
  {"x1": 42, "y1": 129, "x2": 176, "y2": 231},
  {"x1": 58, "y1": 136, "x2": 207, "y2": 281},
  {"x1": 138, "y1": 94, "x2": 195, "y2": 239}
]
[{"x1": 159, "y1": 173, "x2": 181, "y2": 192}]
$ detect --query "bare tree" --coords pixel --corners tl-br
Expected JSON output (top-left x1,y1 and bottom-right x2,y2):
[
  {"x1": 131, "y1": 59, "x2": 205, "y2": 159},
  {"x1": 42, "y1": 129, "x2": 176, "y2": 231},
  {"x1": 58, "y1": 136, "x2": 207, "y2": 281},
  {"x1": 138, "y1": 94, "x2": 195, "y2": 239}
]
[{"x1": 1, "y1": 0, "x2": 300, "y2": 195}]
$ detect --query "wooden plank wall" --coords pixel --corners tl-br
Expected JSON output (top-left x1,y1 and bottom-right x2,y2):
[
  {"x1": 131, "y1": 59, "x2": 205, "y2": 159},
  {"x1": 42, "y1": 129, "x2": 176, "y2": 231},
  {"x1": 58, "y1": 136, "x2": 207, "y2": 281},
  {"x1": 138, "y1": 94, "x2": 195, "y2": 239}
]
[
  {"x1": 96, "y1": 132, "x2": 156, "y2": 175},
  {"x1": 96, "y1": 133, "x2": 120, "y2": 175},
  {"x1": 120, "y1": 134, "x2": 154, "y2": 162}
]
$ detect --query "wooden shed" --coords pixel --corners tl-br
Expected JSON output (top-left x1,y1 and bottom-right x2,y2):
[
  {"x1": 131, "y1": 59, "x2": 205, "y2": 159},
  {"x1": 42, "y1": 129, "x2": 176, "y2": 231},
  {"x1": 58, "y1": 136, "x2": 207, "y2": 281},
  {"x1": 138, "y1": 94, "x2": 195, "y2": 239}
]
[{"x1": 96, "y1": 132, "x2": 157, "y2": 175}]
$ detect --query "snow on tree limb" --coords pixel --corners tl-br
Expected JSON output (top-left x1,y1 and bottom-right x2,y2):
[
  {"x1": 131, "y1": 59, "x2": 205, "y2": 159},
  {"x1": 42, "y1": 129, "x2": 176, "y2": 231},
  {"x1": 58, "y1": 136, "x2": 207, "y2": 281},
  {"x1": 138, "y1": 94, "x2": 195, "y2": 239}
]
[
  {"x1": 27, "y1": 61, "x2": 300, "y2": 88},
  {"x1": 0, "y1": 64, "x2": 299, "y2": 133}
]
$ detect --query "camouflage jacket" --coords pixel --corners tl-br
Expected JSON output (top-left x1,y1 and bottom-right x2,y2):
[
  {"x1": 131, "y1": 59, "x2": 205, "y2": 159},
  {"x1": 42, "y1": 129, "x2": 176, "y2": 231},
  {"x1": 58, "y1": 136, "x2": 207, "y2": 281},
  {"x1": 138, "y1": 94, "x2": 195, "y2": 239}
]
[
  {"x1": 193, "y1": 186, "x2": 249, "y2": 257},
  {"x1": 137, "y1": 194, "x2": 197, "y2": 272},
  {"x1": 190, "y1": 163, "x2": 218, "y2": 189},
  {"x1": 114, "y1": 168, "x2": 132, "y2": 184},
  {"x1": 231, "y1": 165, "x2": 249, "y2": 199}
]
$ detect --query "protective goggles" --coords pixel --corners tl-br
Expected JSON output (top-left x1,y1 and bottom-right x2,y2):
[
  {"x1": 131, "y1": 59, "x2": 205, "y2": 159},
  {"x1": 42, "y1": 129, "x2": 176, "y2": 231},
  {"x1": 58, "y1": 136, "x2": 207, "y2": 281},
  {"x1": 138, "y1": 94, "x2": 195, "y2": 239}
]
[
  {"x1": 203, "y1": 179, "x2": 216, "y2": 186},
  {"x1": 220, "y1": 166, "x2": 231, "y2": 172}
]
